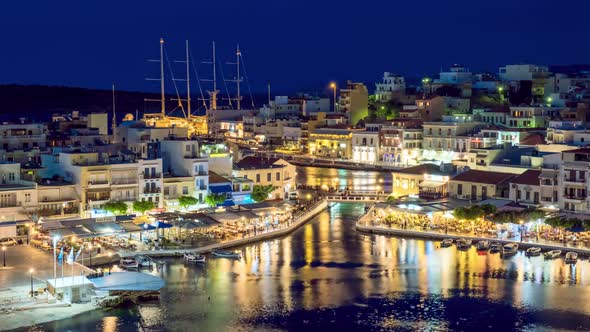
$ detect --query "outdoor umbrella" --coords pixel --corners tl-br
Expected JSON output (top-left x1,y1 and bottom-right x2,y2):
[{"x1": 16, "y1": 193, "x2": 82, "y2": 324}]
[
  {"x1": 137, "y1": 223, "x2": 157, "y2": 242},
  {"x1": 151, "y1": 221, "x2": 173, "y2": 246}
]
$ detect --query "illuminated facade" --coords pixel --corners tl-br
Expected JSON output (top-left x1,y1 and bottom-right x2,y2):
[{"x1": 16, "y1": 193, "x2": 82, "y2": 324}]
[
  {"x1": 380, "y1": 127, "x2": 422, "y2": 166},
  {"x1": 351, "y1": 131, "x2": 379, "y2": 163},
  {"x1": 308, "y1": 129, "x2": 353, "y2": 159},
  {"x1": 391, "y1": 164, "x2": 449, "y2": 199}
]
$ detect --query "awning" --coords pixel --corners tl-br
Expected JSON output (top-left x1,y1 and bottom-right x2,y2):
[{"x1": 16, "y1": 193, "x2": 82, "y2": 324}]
[
  {"x1": 418, "y1": 181, "x2": 445, "y2": 189},
  {"x1": 218, "y1": 200, "x2": 235, "y2": 207},
  {"x1": 137, "y1": 223, "x2": 157, "y2": 231},
  {"x1": 118, "y1": 222, "x2": 143, "y2": 232},
  {"x1": 150, "y1": 220, "x2": 173, "y2": 229},
  {"x1": 83, "y1": 221, "x2": 124, "y2": 235},
  {"x1": 210, "y1": 185, "x2": 233, "y2": 194},
  {"x1": 0, "y1": 221, "x2": 16, "y2": 228},
  {"x1": 49, "y1": 228, "x2": 76, "y2": 238}
]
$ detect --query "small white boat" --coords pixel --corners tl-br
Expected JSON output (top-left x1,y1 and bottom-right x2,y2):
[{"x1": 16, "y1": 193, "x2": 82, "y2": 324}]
[
  {"x1": 476, "y1": 240, "x2": 490, "y2": 250},
  {"x1": 489, "y1": 242, "x2": 502, "y2": 253},
  {"x1": 544, "y1": 250, "x2": 561, "y2": 259},
  {"x1": 184, "y1": 253, "x2": 206, "y2": 263},
  {"x1": 565, "y1": 252, "x2": 578, "y2": 264},
  {"x1": 502, "y1": 243, "x2": 519, "y2": 257},
  {"x1": 119, "y1": 258, "x2": 139, "y2": 269},
  {"x1": 134, "y1": 255, "x2": 153, "y2": 268},
  {"x1": 441, "y1": 239, "x2": 453, "y2": 247},
  {"x1": 456, "y1": 238, "x2": 472, "y2": 250},
  {"x1": 525, "y1": 247, "x2": 541, "y2": 257},
  {"x1": 211, "y1": 249, "x2": 241, "y2": 259}
]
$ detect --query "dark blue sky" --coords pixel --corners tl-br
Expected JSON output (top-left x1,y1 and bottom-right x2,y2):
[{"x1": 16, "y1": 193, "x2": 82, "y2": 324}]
[{"x1": 1, "y1": 1, "x2": 588, "y2": 94}]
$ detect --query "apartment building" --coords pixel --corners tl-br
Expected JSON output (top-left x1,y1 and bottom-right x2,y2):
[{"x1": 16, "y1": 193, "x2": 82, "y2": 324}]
[
  {"x1": 308, "y1": 129, "x2": 353, "y2": 159},
  {"x1": 379, "y1": 127, "x2": 422, "y2": 166},
  {"x1": 422, "y1": 115, "x2": 484, "y2": 162},
  {"x1": 351, "y1": 130, "x2": 380, "y2": 163},
  {"x1": 0, "y1": 123, "x2": 47, "y2": 151},
  {"x1": 233, "y1": 156, "x2": 296, "y2": 200},
  {"x1": 558, "y1": 148, "x2": 590, "y2": 213},
  {"x1": 338, "y1": 81, "x2": 368, "y2": 126},
  {"x1": 0, "y1": 162, "x2": 37, "y2": 237}
]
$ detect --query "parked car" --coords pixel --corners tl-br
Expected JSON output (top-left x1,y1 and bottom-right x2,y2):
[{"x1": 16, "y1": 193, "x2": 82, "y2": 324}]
[{"x1": 0, "y1": 238, "x2": 18, "y2": 246}]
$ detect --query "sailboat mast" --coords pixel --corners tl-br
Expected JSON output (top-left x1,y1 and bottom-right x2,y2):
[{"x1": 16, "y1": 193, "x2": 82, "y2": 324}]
[
  {"x1": 236, "y1": 44, "x2": 241, "y2": 111},
  {"x1": 160, "y1": 38, "x2": 165, "y2": 117},
  {"x1": 185, "y1": 40, "x2": 191, "y2": 118},
  {"x1": 212, "y1": 41, "x2": 217, "y2": 96}
]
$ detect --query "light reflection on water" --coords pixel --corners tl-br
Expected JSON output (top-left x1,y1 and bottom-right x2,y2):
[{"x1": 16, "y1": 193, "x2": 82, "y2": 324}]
[{"x1": 24, "y1": 183, "x2": 590, "y2": 331}]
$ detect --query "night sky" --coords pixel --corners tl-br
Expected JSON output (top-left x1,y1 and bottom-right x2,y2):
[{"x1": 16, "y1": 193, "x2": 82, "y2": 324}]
[{"x1": 1, "y1": 0, "x2": 588, "y2": 94}]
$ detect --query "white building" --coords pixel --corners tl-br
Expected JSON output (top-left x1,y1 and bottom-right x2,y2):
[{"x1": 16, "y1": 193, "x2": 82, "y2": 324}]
[
  {"x1": 499, "y1": 64, "x2": 550, "y2": 82},
  {"x1": 375, "y1": 72, "x2": 405, "y2": 102},
  {"x1": 0, "y1": 162, "x2": 37, "y2": 237},
  {"x1": 351, "y1": 131, "x2": 380, "y2": 163}
]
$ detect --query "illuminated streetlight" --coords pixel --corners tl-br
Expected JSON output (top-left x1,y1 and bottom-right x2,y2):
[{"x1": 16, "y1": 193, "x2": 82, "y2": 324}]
[
  {"x1": 29, "y1": 268, "x2": 34, "y2": 297},
  {"x1": 330, "y1": 82, "x2": 337, "y2": 112}
]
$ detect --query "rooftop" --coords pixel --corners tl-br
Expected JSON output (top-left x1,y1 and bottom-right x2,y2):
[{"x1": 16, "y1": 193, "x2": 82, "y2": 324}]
[
  {"x1": 208, "y1": 171, "x2": 231, "y2": 184},
  {"x1": 234, "y1": 156, "x2": 284, "y2": 170},
  {"x1": 451, "y1": 170, "x2": 515, "y2": 185},
  {"x1": 511, "y1": 169, "x2": 541, "y2": 186}
]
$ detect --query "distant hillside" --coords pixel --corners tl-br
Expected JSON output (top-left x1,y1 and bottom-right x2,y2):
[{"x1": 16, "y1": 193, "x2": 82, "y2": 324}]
[{"x1": 0, "y1": 84, "x2": 263, "y2": 122}]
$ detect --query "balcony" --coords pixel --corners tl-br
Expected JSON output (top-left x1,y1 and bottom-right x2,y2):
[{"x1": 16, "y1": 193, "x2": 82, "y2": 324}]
[
  {"x1": 563, "y1": 177, "x2": 586, "y2": 185},
  {"x1": 111, "y1": 178, "x2": 138, "y2": 186},
  {"x1": 143, "y1": 187, "x2": 161, "y2": 194},
  {"x1": 87, "y1": 180, "x2": 109, "y2": 188},
  {"x1": 141, "y1": 173, "x2": 161, "y2": 180},
  {"x1": 563, "y1": 195, "x2": 586, "y2": 202}
]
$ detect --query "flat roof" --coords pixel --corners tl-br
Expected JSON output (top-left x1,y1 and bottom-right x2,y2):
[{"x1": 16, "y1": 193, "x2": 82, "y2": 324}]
[{"x1": 91, "y1": 272, "x2": 164, "y2": 291}]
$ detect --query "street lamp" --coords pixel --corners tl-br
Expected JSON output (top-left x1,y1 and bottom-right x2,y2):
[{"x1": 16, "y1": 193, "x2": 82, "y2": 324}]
[
  {"x1": 2, "y1": 246, "x2": 5, "y2": 267},
  {"x1": 330, "y1": 82, "x2": 337, "y2": 112},
  {"x1": 519, "y1": 220, "x2": 524, "y2": 242},
  {"x1": 29, "y1": 268, "x2": 34, "y2": 297}
]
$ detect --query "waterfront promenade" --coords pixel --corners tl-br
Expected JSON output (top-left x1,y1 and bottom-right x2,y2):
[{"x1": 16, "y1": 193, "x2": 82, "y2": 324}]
[{"x1": 356, "y1": 206, "x2": 590, "y2": 256}]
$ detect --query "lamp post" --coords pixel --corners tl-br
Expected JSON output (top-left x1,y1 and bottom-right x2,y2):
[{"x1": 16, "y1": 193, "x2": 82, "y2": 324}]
[
  {"x1": 2, "y1": 246, "x2": 6, "y2": 267},
  {"x1": 330, "y1": 82, "x2": 337, "y2": 112},
  {"x1": 519, "y1": 220, "x2": 524, "y2": 242},
  {"x1": 29, "y1": 268, "x2": 34, "y2": 297}
]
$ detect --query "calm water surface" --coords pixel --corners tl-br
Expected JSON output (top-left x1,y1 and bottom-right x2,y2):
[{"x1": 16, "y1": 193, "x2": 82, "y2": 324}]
[{"x1": 21, "y1": 168, "x2": 590, "y2": 331}]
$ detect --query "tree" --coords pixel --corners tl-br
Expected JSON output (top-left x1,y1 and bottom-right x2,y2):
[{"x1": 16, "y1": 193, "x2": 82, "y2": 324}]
[
  {"x1": 251, "y1": 185, "x2": 277, "y2": 202},
  {"x1": 133, "y1": 200, "x2": 155, "y2": 214},
  {"x1": 178, "y1": 195, "x2": 199, "y2": 210},
  {"x1": 103, "y1": 201, "x2": 128, "y2": 215},
  {"x1": 205, "y1": 194, "x2": 226, "y2": 207}
]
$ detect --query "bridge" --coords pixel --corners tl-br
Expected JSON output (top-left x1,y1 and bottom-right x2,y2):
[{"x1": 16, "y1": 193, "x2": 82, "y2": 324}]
[{"x1": 323, "y1": 191, "x2": 386, "y2": 203}]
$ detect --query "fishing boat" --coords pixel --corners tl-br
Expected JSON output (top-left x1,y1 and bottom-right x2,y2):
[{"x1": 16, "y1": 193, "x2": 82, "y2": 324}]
[
  {"x1": 544, "y1": 250, "x2": 561, "y2": 259},
  {"x1": 211, "y1": 249, "x2": 241, "y2": 259},
  {"x1": 456, "y1": 238, "x2": 472, "y2": 250},
  {"x1": 501, "y1": 243, "x2": 519, "y2": 257},
  {"x1": 184, "y1": 253, "x2": 206, "y2": 263},
  {"x1": 489, "y1": 242, "x2": 502, "y2": 253},
  {"x1": 135, "y1": 255, "x2": 153, "y2": 268},
  {"x1": 565, "y1": 252, "x2": 578, "y2": 264},
  {"x1": 119, "y1": 258, "x2": 139, "y2": 269},
  {"x1": 476, "y1": 240, "x2": 490, "y2": 250},
  {"x1": 441, "y1": 239, "x2": 453, "y2": 247},
  {"x1": 525, "y1": 247, "x2": 541, "y2": 257}
]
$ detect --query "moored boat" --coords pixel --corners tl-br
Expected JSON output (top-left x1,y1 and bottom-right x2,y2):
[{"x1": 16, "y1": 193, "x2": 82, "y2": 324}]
[
  {"x1": 565, "y1": 251, "x2": 578, "y2": 264},
  {"x1": 119, "y1": 258, "x2": 139, "y2": 269},
  {"x1": 502, "y1": 243, "x2": 519, "y2": 257},
  {"x1": 476, "y1": 240, "x2": 490, "y2": 250},
  {"x1": 211, "y1": 249, "x2": 241, "y2": 259},
  {"x1": 441, "y1": 239, "x2": 453, "y2": 247},
  {"x1": 525, "y1": 247, "x2": 541, "y2": 256},
  {"x1": 544, "y1": 250, "x2": 561, "y2": 259},
  {"x1": 456, "y1": 238, "x2": 472, "y2": 250},
  {"x1": 184, "y1": 253, "x2": 206, "y2": 263},
  {"x1": 135, "y1": 255, "x2": 153, "y2": 268},
  {"x1": 489, "y1": 242, "x2": 502, "y2": 253}
]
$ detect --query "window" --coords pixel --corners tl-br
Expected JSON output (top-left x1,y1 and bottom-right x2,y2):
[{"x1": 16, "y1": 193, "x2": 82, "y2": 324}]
[
  {"x1": 8, "y1": 173, "x2": 15, "y2": 181},
  {"x1": 185, "y1": 145, "x2": 190, "y2": 152},
  {"x1": 267, "y1": 173, "x2": 271, "y2": 181},
  {"x1": 525, "y1": 191, "x2": 530, "y2": 201},
  {"x1": 182, "y1": 186, "x2": 188, "y2": 195},
  {"x1": 256, "y1": 174, "x2": 260, "y2": 183},
  {"x1": 457, "y1": 184, "x2": 463, "y2": 195},
  {"x1": 276, "y1": 172, "x2": 280, "y2": 181},
  {"x1": 25, "y1": 193, "x2": 31, "y2": 203},
  {"x1": 517, "y1": 190, "x2": 521, "y2": 200}
]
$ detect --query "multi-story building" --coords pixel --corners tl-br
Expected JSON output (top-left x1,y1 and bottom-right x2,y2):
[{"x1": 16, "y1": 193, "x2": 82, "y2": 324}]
[
  {"x1": 163, "y1": 175, "x2": 194, "y2": 211},
  {"x1": 509, "y1": 170, "x2": 541, "y2": 206},
  {"x1": 375, "y1": 72, "x2": 405, "y2": 102},
  {"x1": 473, "y1": 108, "x2": 508, "y2": 126},
  {"x1": 449, "y1": 169, "x2": 515, "y2": 201},
  {"x1": 160, "y1": 139, "x2": 209, "y2": 205},
  {"x1": 0, "y1": 122, "x2": 47, "y2": 151},
  {"x1": 0, "y1": 162, "x2": 37, "y2": 237},
  {"x1": 558, "y1": 148, "x2": 590, "y2": 213},
  {"x1": 37, "y1": 179, "x2": 80, "y2": 220},
  {"x1": 351, "y1": 130, "x2": 380, "y2": 163},
  {"x1": 308, "y1": 129, "x2": 353, "y2": 159},
  {"x1": 506, "y1": 106, "x2": 557, "y2": 128},
  {"x1": 338, "y1": 81, "x2": 368, "y2": 126},
  {"x1": 233, "y1": 156, "x2": 296, "y2": 200},
  {"x1": 40, "y1": 150, "x2": 164, "y2": 217},
  {"x1": 379, "y1": 127, "x2": 422, "y2": 166},
  {"x1": 422, "y1": 115, "x2": 484, "y2": 162}
]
